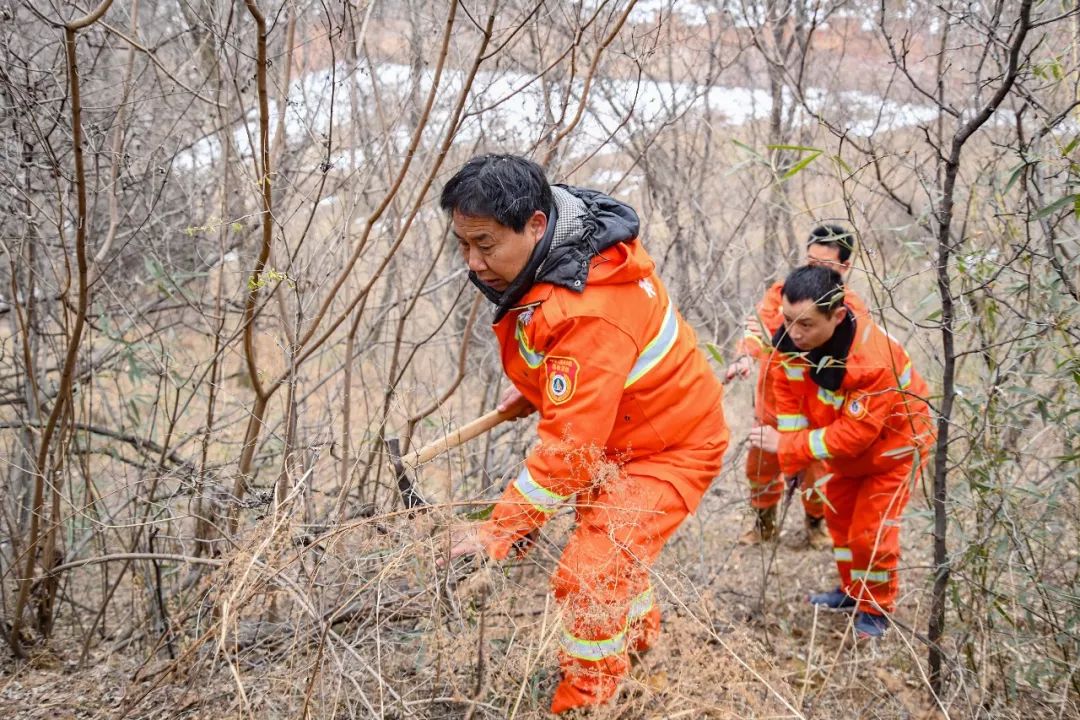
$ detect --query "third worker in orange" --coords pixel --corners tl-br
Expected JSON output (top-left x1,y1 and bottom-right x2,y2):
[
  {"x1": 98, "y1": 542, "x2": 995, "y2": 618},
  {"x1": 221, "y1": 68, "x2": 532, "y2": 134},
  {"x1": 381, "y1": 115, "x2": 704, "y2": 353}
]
[
  {"x1": 748, "y1": 265, "x2": 933, "y2": 638},
  {"x1": 724, "y1": 225, "x2": 868, "y2": 546}
]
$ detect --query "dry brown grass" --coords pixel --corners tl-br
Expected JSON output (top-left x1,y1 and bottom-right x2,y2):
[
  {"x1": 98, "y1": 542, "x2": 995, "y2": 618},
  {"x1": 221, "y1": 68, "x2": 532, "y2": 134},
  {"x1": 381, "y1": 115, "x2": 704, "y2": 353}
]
[{"x1": 3, "y1": 407, "x2": 1056, "y2": 720}]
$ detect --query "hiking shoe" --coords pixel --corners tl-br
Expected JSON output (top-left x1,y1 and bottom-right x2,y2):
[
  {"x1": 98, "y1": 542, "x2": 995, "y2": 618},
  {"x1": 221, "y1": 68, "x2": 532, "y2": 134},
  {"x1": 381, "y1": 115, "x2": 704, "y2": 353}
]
[
  {"x1": 854, "y1": 611, "x2": 889, "y2": 638},
  {"x1": 738, "y1": 506, "x2": 778, "y2": 545},
  {"x1": 808, "y1": 587, "x2": 857, "y2": 611}
]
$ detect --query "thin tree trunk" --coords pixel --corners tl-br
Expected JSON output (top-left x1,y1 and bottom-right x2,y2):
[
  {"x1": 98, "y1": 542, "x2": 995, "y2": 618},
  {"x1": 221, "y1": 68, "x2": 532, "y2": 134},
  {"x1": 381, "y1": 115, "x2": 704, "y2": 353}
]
[
  {"x1": 8, "y1": 1, "x2": 112, "y2": 654},
  {"x1": 928, "y1": 0, "x2": 1032, "y2": 691}
]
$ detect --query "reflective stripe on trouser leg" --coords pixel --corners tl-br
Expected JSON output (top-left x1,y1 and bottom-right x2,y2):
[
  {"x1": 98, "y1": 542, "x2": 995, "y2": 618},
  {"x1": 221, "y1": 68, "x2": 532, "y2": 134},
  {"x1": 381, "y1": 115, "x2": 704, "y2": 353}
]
[
  {"x1": 559, "y1": 624, "x2": 627, "y2": 662},
  {"x1": 627, "y1": 585, "x2": 655, "y2": 622},
  {"x1": 626, "y1": 584, "x2": 660, "y2": 653},
  {"x1": 833, "y1": 546, "x2": 853, "y2": 589},
  {"x1": 822, "y1": 474, "x2": 860, "y2": 591},
  {"x1": 849, "y1": 567, "x2": 898, "y2": 615},
  {"x1": 554, "y1": 596, "x2": 630, "y2": 709},
  {"x1": 844, "y1": 461, "x2": 912, "y2": 613},
  {"x1": 552, "y1": 475, "x2": 695, "y2": 710},
  {"x1": 851, "y1": 569, "x2": 891, "y2": 584}
]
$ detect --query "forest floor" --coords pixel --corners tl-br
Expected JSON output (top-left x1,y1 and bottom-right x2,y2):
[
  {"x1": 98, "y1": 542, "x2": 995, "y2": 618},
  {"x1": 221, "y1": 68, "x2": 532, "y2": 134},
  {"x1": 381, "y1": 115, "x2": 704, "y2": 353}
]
[{"x1": 0, "y1": 391, "x2": 983, "y2": 719}]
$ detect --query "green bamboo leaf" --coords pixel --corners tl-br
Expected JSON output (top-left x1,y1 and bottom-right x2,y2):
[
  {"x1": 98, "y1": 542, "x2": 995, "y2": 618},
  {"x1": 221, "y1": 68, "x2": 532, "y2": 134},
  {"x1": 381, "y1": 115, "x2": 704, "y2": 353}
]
[
  {"x1": 1002, "y1": 161, "x2": 1031, "y2": 195},
  {"x1": 767, "y1": 143, "x2": 822, "y2": 152},
  {"x1": 810, "y1": 485, "x2": 836, "y2": 512},
  {"x1": 463, "y1": 503, "x2": 494, "y2": 521},
  {"x1": 731, "y1": 139, "x2": 762, "y2": 159},
  {"x1": 705, "y1": 342, "x2": 724, "y2": 364},
  {"x1": 782, "y1": 151, "x2": 821, "y2": 180},
  {"x1": 1062, "y1": 134, "x2": 1080, "y2": 156},
  {"x1": 1034, "y1": 193, "x2": 1080, "y2": 219},
  {"x1": 880, "y1": 445, "x2": 916, "y2": 458},
  {"x1": 831, "y1": 154, "x2": 853, "y2": 174}
]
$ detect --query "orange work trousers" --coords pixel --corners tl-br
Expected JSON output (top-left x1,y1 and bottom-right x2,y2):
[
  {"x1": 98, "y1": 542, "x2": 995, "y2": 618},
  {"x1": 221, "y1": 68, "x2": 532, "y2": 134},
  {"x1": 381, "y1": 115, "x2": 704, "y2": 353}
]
[
  {"x1": 822, "y1": 457, "x2": 922, "y2": 615},
  {"x1": 548, "y1": 411, "x2": 727, "y2": 714},
  {"x1": 745, "y1": 446, "x2": 826, "y2": 518}
]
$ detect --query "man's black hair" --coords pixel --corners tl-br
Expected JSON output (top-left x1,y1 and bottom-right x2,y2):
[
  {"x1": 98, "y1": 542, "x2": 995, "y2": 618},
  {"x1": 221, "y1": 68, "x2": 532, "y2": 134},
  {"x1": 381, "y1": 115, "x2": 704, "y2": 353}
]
[
  {"x1": 806, "y1": 223, "x2": 855, "y2": 263},
  {"x1": 782, "y1": 265, "x2": 845, "y2": 313},
  {"x1": 439, "y1": 154, "x2": 553, "y2": 232}
]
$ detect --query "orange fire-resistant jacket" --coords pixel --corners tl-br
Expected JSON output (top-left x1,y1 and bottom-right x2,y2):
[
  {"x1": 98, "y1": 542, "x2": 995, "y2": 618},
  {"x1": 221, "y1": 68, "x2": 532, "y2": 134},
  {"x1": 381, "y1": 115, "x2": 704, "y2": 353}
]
[
  {"x1": 737, "y1": 280, "x2": 868, "y2": 424},
  {"x1": 769, "y1": 311, "x2": 933, "y2": 479},
  {"x1": 480, "y1": 240, "x2": 726, "y2": 560}
]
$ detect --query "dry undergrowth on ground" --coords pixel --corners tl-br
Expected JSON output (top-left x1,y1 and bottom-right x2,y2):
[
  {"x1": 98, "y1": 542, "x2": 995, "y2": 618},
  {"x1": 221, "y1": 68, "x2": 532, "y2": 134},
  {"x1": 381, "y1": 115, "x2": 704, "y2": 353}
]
[
  {"x1": 2, "y1": 385, "x2": 1072, "y2": 720},
  {"x1": 0, "y1": 449, "x2": 980, "y2": 720}
]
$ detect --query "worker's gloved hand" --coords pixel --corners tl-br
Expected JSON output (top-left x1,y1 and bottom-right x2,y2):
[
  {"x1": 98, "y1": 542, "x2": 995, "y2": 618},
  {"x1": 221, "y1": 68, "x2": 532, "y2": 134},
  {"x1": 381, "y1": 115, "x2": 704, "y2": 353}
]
[
  {"x1": 510, "y1": 529, "x2": 538, "y2": 557},
  {"x1": 723, "y1": 355, "x2": 754, "y2": 383},
  {"x1": 438, "y1": 524, "x2": 537, "y2": 570},
  {"x1": 440, "y1": 525, "x2": 486, "y2": 567},
  {"x1": 747, "y1": 423, "x2": 780, "y2": 454},
  {"x1": 497, "y1": 385, "x2": 536, "y2": 419}
]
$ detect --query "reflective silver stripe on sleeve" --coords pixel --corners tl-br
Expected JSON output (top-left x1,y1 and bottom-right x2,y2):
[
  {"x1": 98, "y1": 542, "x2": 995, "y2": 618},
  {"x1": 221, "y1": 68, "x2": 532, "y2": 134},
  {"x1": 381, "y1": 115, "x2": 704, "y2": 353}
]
[
  {"x1": 777, "y1": 414, "x2": 809, "y2": 432},
  {"x1": 516, "y1": 322, "x2": 545, "y2": 368},
  {"x1": 783, "y1": 364, "x2": 805, "y2": 381},
  {"x1": 625, "y1": 300, "x2": 679, "y2": 388},
  {"x1": 817, "y1": 387, "x2": 844, "y2": 410},
  {"x1": 513, "y1": 467, "x2": 569, "y2": 514},
  {"x1": 898, "y1": 362, "x2": 912, "y2": 390},
  {"x1": 809, "y1": 428, "x2": 831, "y2": 459}
]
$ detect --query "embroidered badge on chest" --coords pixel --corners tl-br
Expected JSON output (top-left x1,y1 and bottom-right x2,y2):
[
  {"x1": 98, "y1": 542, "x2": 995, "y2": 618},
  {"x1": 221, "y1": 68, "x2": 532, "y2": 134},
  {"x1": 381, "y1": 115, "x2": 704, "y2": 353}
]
[
  {"x1": 544, "y1": 356, "x2": 579, "y2": 405},
  {"x1": 846, "y1": 392, "x2": 870, "y2": 419}
]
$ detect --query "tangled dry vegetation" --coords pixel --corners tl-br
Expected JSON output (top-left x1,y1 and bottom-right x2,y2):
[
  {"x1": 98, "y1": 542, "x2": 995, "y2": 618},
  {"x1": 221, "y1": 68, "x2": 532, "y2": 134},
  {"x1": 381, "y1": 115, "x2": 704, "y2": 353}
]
[
  {"x1": 2, "y1": 0, "x2": 1079, "y2": 717},
  {"x1": 1, "y1": 404, "x2": 1070, "y2": 719},
  {"x1": 0, "y1": 481, "x2": 925, "y2": 719}
]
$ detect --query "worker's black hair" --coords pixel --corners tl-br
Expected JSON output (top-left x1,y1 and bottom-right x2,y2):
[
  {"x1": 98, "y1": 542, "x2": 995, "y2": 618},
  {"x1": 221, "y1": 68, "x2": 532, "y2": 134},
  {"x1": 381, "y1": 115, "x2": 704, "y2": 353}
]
[
  {"x1": 782, "y1": 265, "x2": 846, "y2": 313},
  {"x1": 806, "y1": 223, "x2": 855, "y2": 263},
  {"x1": 439, "y1": 154, "x2": 552, "y2": 233}
]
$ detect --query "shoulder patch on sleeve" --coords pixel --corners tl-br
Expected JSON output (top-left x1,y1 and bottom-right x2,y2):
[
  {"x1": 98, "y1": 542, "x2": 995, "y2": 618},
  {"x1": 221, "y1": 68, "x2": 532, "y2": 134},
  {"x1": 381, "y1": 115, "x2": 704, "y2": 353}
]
[
  {"x1": 846, "y1": 391, "x2": 870, "y2": 420},
  {"x1": 545, "y1": 356, "x2": 579, "y2": 405}
]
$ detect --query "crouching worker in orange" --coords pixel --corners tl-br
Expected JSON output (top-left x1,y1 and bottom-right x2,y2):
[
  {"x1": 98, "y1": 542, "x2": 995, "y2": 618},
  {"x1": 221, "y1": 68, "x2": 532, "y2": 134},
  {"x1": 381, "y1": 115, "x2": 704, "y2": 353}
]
[
  {"x1": 724, "y1": 225, "x2": 868, "y2": 546},
  {"x1": 441, "y1": 154, "x2": 729, "y2": 712},
  {"x1": 747, "y1": 266, "x2": 933, "y2": 638}
]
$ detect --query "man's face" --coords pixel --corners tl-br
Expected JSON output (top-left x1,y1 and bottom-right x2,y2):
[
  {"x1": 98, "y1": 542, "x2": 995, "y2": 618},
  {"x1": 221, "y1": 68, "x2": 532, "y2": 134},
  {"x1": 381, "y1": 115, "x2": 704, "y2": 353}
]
[
  {"x1": 780, "y1": 297, "x2": 846, "y2": 351},
  {"x1": 452, "y1": 209, "x2": 547, "y2": 293},
  {"x1": 806, "y1": 243, "x2": 850, "y2": 279}
]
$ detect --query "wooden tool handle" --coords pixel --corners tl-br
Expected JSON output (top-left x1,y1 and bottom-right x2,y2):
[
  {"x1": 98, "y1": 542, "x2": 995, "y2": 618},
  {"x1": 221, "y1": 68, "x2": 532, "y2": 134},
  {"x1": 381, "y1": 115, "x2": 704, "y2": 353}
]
[{"x1": 410, "y1": 408, "x2": 516, "y2": 466}]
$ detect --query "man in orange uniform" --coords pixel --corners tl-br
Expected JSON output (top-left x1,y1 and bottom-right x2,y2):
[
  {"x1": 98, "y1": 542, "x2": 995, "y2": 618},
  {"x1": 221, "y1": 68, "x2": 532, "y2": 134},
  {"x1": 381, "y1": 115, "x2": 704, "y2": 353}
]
[
  {"x1": 748, "y1": 266, "x2": 933, "y2": 638},
  {"x1": 441, "y1": 154, "x2": 729, "y2": 712},
  {"x1": 725, "y1": 226, "x2": 867, "y2": 546}
]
